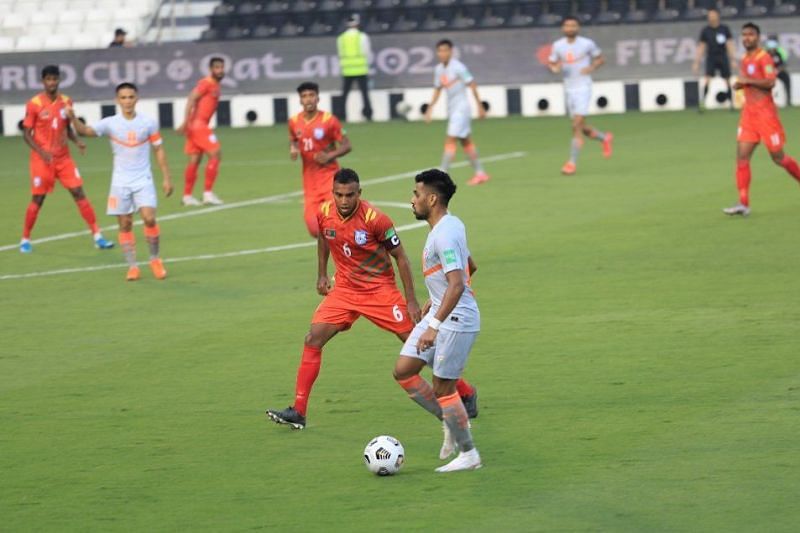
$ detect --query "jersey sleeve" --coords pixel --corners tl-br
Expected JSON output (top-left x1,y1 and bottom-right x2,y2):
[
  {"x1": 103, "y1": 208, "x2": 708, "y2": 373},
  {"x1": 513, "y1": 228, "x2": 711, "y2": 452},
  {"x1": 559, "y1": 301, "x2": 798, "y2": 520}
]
[
  {"x1": 458, "y1": 62, "x2": 474, "y2": 84},
  {"x1": 372, "y1": 212, "x2": 401, "y2": 250},
  {"x1": 328, "y1": 116, "x2": 343, "y2": 143},
  {"x1": 588, "y1": 39, "x2": 602, "y2": 58},
  {"x1": 194, "y1": 79, "x2": 210, "y2": 97},
  {"x1": 760, "y1": 54, "x2": 777, "y2": 80},
  {"x1": 148, "y1": 117, "x2": 163, "y2": 146},
  {"x1": 548, "y1": 42, "x2": 559, "y2": 63},
  {"x1": 91, "y1": 117, "x2": 111, "y2": 137},
  {"x1": 433, "y1": 231, "x2": 466, "y2": 275},
  {"x1": 22, "y1": 101, "x2": 39, "y2": 129}
]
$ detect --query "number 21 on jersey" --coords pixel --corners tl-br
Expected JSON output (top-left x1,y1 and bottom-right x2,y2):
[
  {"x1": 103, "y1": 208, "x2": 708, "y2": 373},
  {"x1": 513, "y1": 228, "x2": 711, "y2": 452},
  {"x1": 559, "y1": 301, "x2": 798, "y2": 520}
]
[{"x1": 302, "y1": 138, "x2": 314, "y2": 151}]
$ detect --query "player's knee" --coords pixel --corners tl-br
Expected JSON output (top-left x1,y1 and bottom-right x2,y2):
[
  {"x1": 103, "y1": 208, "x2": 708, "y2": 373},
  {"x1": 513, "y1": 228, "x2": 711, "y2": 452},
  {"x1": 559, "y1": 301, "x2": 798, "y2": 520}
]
[
  {"x1": 432, "y1": 378, "x2": 457, "y2": 398},
  {"x1": 304, "y1": 331, "x2": 325, "y2": 348},
  {"x1": 69, "y1": 187, "x2": 85, "y2": 200},
  {"x1": 769, "y1": 151, "x2": 784, "y2": 164},
  {"x1": 210, "y1": 151, "x2": 221, "y2": 161},
  {"x1": 32, "y1": 195, "x2": 46, "y2": 206}
]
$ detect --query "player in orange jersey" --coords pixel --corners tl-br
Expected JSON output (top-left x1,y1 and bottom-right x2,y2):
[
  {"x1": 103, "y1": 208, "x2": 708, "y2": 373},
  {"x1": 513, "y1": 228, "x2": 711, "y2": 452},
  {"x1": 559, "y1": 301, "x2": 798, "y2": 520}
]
[
  {"x1": 178, "y1": 57, "x2": 225, "y2": 206},
  {"x1": 267, "y1": 168, "x2": 479, "y2": 430},
  {"x1": 19, "y1": 65, "x2": 113, "y2": 253},
  {"x1": 289, "y1": 81, "x2": 352, "y2": 237},
  {"x1": 724, "y1": 22, "x2": 800, "y2": 216}
]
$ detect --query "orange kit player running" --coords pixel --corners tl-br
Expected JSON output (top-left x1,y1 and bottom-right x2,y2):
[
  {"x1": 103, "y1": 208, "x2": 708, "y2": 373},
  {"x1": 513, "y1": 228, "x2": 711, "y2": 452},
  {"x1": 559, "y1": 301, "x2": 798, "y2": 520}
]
[
  {"x1": 178, "y1": 57, "x2": 224, "y2": 206},
  {"x1": 289, "y1": 81, "x2": 351, "y2": 237},
  {"x1": 19, "y1": 65, "x2": 113, "y2": 253},
  {"x1": 267, "y1": 168, "x2": 479, "y2": 430},
  {"x1": 724, "y1": 22, "x2": 800, "y2": 216}
]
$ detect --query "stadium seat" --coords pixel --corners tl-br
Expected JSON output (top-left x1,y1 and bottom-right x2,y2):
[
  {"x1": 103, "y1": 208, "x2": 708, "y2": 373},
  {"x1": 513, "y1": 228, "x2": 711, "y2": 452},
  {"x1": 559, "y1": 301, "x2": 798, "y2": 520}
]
[
  {"x1": 0, "y1": 36, "x2": 14, "y2": 52},
  {"x1": 200, "y1": 28, "x2": 220, "y2": 40},
  {"x1": 390, "y1": 14, "x2": 420, "y2": 32},
  {"x1": 11, "y1": 1, "x2": 40, "y2": 16},
  {"x1": 85, "y1": 9, "x2": 113, "y2": 23},
  {"x1": 15, "y1": 35, "x2": 45, "y2": 51},
  {"x1": 319, "y1": 0, "x2": 344, "y2": 10},
  {"x1": 252, "y1": 24, "x2": 278, "y2": 38},
  {"x1": 772, "y1": 2, "x2": 797, "y2": 16},
  {"x1": 58, "y1": 10, "x2": 85, "y2": 25},
  {"x1": 43, "y1": 34, "x2": 72, "y2": 50},
  {"x1": 2, "y1": 13, "x2": 28, "y2": 36},
  {"x1": 72, "y1": 33, "x2": 104, "y2": 50}
]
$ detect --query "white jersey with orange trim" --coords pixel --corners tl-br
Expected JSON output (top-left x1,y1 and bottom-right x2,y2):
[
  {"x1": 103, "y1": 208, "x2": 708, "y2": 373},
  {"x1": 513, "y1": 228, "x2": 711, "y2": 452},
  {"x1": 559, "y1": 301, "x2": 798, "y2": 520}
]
[
  {"x1": 548, "y1": 36, "x2": 601, "y2": 90},
  {"x1": 422, "y1": 213, "x2": 480, "y2": 332},
  {"x1": 92, "y1": 112, "x2": 162, "y2": 187},
  {"x1": 434, "y1": 58, "x2": 473, "y2": 116}
]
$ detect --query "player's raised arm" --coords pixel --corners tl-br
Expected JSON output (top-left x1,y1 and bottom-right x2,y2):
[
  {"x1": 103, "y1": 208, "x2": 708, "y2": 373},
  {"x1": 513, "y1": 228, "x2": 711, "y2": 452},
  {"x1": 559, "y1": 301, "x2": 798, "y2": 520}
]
[
  {"x1": 67, "y1": 108, "x2": 99, "y2": 138},
  {"x1": 316, "y1": 229, "x2": 331, "y2": 295},
  {"x1": 386, "y1": 240, "x2": 422, "y2": 323}
]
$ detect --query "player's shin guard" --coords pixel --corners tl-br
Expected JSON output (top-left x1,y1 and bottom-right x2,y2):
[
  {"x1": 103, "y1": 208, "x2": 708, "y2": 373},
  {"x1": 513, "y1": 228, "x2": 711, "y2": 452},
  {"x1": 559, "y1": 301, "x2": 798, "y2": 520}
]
[
  {"x1": 144, "y1": 224, "x2": 160, "y2": 259},
  {"x1": 736, "y1": 160, "x2": 752, "y2": 206},
  {"x1": 397, "y1": 374, "x2": 443, "y2": 419},
  {"x1": 204, "y1": 158, "x2": 220, "y2": 192},
  {"x1": 438, "y1": 392, "x2": 474, "y2": 452},
  {"x1": 75, "y1": 198, "x2": 100, "y2": 234},
  {"x1": 455, "y1": 378, "x2": 475, "y2": 397},
  {"x1": 22, "y1": 202, "x2": 41, "y2": 239},
  {"x1": 779, "y1": 154, "x2": 800, "y2": 182},
  {"x1": 119, "y1": 231, "x2": 137, "y2": 267},
  {"x1": 570, "y1": 137, "x2": 583, "y2": 164},
  {"x1": 462, "y1": 142, "x2": 484, "y2": 173},
  {"x1": 440, "y1": 141, "x2": 457, "y2": 171},
  {"x1": 184, "y1": 162, "x2": 199, "y2": 195},
  {"x1": 294, "y1": 344, "x2": 322, "y2": 416}
]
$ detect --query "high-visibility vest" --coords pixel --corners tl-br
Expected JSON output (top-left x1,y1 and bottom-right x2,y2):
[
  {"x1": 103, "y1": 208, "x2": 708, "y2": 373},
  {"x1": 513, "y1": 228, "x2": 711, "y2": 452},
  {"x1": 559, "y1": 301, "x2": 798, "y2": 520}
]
[{"x1": 337, "y1": 29, "x2": 369, "y2": 77}]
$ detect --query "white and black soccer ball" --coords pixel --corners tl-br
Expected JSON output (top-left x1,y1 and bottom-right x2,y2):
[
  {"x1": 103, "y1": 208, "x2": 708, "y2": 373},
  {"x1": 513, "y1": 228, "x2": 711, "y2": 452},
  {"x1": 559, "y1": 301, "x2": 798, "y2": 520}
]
[
  {"x1": 394, "y1": 101, "x2": 412, "y2": 118},
  {"x1": 363, "y1": 435, "x2": 405, "y2": 476}
]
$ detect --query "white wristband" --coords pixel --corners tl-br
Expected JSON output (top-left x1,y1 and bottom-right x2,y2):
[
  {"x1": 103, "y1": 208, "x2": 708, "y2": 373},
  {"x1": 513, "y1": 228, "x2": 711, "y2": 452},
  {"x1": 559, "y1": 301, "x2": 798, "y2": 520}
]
[{"x1": 428, "y1": 318, "x2": 442, "y2": 331}]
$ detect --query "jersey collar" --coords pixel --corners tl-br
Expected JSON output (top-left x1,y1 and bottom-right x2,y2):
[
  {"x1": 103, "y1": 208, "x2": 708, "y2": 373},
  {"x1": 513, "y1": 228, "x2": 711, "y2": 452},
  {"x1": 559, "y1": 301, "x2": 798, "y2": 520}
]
[{"x1": 337, "y1": 200, "x2": 361, "y2": 222}]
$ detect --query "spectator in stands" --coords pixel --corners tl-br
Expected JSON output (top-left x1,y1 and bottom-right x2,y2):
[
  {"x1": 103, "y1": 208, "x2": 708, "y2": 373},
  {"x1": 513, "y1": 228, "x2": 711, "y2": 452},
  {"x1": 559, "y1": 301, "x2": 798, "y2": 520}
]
[
  {"x1": 765, "y1": 35, "x2": 791, "y2": 105},
  {"x1": 692, "y1": 8, "x2": 736, "y2": 112},
  {"x1": 337, "y1": 14, "x2": 373, "y2": 122},
  {"x1": 109, "y1": 28, "x2": 131, "y2": 48}
]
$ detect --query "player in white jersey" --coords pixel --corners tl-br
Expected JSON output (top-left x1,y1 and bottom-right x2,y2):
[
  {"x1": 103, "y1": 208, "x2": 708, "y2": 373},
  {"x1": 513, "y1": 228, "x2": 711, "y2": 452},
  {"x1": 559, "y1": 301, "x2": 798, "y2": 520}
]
[
  {"x1": 394, "y1": 168, "x2": 482, "y2": 473},
  {"x1": 548, "y1": 16, "x2": 614, "y2": 176},
  {"x1": 68, "y1": 82, "x2": 174, "y2": 281},
  {"x1": 424, "y1": 39, "x2": 490, "y2": 186}
]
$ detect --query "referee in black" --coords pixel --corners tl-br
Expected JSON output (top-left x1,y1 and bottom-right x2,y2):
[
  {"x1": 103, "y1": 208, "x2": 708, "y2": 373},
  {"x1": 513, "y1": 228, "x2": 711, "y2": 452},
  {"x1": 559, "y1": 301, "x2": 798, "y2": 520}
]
[{"x1": 692, "y1": 8, "x2": 736, "y2": 111}]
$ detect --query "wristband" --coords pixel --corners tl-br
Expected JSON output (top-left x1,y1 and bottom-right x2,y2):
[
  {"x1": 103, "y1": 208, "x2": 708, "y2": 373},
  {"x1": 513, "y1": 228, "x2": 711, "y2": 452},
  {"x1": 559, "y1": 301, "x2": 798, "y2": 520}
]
[{"x1": 428, "y1": 318, "x2": 442, "y2": 331}]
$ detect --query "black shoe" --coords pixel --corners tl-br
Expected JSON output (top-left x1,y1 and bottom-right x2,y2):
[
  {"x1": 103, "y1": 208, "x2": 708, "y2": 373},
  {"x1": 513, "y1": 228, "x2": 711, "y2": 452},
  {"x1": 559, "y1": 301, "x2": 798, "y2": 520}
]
[
  {"x1": 266, "y1": 406, "x2": 306, "y2": 429},
  {"x1": 461, "y1": 388, "x2": 478, "y2": 419}
]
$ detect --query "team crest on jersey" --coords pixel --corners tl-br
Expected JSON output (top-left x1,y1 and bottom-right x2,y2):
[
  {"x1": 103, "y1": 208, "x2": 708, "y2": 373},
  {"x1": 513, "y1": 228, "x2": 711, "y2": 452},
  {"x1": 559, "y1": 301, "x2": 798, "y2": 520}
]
[
  {"x1": 313, "y1": 127, "x2": 325, "y2": 140},
  {"x1": 354, "y1": 230, "x2": 368, "y2": 246},
  {"x1": 747, "y1": 64, "x2": 756, "y2": 75},
  {"x1": 60, "y1": 109, "x2": 67, "y2": 119},
  {"x1": 324, "y1": 228, "x2": 336, "y2": 239}
]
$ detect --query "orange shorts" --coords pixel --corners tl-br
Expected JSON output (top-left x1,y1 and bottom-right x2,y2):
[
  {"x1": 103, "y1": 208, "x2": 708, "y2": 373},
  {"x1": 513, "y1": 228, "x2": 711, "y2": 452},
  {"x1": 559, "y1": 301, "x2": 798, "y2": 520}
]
[
  {"x1": 312, "y1": 286, "x2": 414, "y2": 336},
  {"x1": 29, "y1": 154, "x2": 83, "y2": 195},
  {"x1": 184, "y1": 124, "x2": 220, "y2": 155},
  {"x1": 738, "y1": 113, "x2": 786, "y2": 153}
]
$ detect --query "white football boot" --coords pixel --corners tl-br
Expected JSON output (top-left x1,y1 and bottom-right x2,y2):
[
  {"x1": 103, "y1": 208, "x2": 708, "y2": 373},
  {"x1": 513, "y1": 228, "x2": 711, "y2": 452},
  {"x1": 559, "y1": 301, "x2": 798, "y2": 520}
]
[
  {"x1": 203, "y1": 191, "x2": 224, "y2": 205},
  {"x1": 435, "y1": 448, "x2": 482, "y2": 473},
  {"x1": 182, "y1": 195, "x2": 202, "y2": 206},
  {"x1": 723, "y1": 203, "x2": 750, "y2": 217}
]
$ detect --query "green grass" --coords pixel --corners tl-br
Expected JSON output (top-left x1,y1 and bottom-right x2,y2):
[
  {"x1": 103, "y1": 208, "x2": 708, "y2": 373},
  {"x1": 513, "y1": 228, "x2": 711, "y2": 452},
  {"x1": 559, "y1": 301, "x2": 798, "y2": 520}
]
[{"x1": 1, "y1": 109, "x2": 799, "y2": 532}]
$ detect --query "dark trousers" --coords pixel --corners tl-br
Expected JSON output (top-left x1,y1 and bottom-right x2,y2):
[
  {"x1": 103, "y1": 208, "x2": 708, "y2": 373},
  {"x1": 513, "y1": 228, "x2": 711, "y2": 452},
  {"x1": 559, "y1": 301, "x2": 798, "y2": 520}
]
[
  {"x1": 778, "y1": 70, "x2": 791, "y2": 105},
  {"x1": 342, "y1": 75, "x2": 373, "y2": 121}
]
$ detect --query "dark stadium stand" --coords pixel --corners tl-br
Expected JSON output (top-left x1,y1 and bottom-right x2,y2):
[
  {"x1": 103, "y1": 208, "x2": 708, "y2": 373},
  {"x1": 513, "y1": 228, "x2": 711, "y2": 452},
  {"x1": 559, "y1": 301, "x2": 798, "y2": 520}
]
[{"x1": 200, "y1": 0, "x2": 799, "y2": 41}]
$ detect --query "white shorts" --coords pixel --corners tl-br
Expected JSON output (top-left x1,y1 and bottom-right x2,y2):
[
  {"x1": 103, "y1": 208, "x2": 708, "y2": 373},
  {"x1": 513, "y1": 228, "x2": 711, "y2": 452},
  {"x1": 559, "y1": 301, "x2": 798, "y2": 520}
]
[
  {"x1": 107, "y1": 182, "x2": 157, "y2": 215},
  {"x1": 446, "y1": 111, "x2": 472, "y2": 139},
  {"x1": 399, "y1": 317, "x2": 479, "y2": 380},
  {"x1": 566, "y1": 87, "x2": 592, "y2": 117}
]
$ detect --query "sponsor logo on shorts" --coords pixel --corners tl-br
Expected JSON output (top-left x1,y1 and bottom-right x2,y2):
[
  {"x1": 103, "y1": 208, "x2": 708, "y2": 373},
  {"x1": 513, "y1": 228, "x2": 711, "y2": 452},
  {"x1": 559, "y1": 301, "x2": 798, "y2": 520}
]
[
  {"x1": 108, "y1": 196, "x2": 118, "y2": 209},
  {"x1": 313, "y1": 127, "x2": 325, "y2": 140},
  {"x1": 75, "y1": 168, "x2": 81, "y2": 178},
  {"x1": 33, "y1": 177, "x2": 42, "y2": 187},
  {"x1": 354, "y1": 229, "x2": 367, "y2": 246},
  {"x1": 324, "y1": 228, "x2": 336, "y2": 239},
  {"x1": 209, "y1": 134, "x2": 218, "y2": 143}
]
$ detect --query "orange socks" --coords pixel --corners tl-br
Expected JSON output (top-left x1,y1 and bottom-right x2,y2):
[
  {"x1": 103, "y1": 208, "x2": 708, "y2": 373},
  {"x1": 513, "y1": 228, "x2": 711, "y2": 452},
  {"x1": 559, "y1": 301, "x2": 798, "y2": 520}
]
[{"x1": 736, "y1": 160, "x2": 751, "y2": 207}]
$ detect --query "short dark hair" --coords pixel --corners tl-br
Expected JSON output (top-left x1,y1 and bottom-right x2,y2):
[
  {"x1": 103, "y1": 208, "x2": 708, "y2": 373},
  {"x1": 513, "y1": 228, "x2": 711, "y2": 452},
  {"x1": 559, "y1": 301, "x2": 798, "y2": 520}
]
[
  {"x1": 562, "y1": 15, "x2": 579, "y2": 24},
  {"x1": 707, "y1": 7, "x2": 719, "y2": 14},
  {"x1": 742, "y1": 22, "x2": 760, "y2": 35},
  {"x1": 209, "y1": 56, "x2": 225, "y2": 67},
  {"x1": 436, "y1": 39, "x2": 453, "y2": 49},
  {"x1": 297, "y1": 81, "x2": 319, "y2": 94},
  {"x1": 115, "y1": 82, "x2": 138, "y2": 93},
  {"x1": 334, "y1": 168, "x2": 360, "y2": 185},
  {"x1": 415, "y1": 169, "x2": 457, "y2": 206},
  {"x1": 41, "y1": 65, "x2": 60, "y2": 79}
]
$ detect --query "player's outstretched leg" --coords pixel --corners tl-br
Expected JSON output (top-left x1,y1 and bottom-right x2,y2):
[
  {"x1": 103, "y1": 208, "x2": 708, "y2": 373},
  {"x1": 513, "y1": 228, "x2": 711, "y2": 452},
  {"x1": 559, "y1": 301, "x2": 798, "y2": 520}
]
[
  {"x1": 267, "y1": 324, "x2": 339, "y2": 429},
  {"x1": 440, "y1": 139, "x2": 457, "y2": 171},
  {"x1": 203, "y1": 151, "x2": 223, "y2": 206},
  {"x1": 463, "y1": 139, "x2": 490, "y2": 186},
  {"x1": 182, "y1": 154, "x2": 202, "y2": 206},
  {"x1": 69, "y1": 187, "x2": 113, "y2": 249},
  {"x1": 770, "y1": 150, "x2": 800, "y2": 183},
  {"x1": 20, "y1": 195, "x2": 45, "y2": 253}
]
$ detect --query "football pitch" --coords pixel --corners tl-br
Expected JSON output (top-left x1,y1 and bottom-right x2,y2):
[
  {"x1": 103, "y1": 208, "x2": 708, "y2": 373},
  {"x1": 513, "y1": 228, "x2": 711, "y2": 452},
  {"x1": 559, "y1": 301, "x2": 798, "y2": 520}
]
[{"x1": 1, "y1": 109, "x2": 799, "y2": 531}]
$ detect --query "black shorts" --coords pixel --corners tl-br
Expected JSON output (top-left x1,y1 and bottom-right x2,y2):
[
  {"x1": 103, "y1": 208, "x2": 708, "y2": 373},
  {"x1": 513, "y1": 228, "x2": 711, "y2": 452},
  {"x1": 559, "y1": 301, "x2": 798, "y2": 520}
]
[{"x1": 705, "y1": 56, "x2": 731, "y2": 78}]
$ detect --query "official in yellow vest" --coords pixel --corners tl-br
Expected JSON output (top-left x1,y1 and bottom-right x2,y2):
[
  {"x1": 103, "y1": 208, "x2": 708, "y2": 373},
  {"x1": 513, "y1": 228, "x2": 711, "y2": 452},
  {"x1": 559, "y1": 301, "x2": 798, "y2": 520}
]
[{"x1": 337, "y1": 14, "x2": 373, "y2": 121}]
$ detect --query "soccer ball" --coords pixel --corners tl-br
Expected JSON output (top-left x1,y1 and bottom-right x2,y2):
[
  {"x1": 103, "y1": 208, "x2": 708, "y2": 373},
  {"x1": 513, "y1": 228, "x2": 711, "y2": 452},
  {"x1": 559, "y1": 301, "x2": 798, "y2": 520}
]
[
  {"x1": 363, "y1": 435, "x2": 405, "y2": 476},
  {"x1": 394, "y1": 101, "x2": 412, "y2": 119}
]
